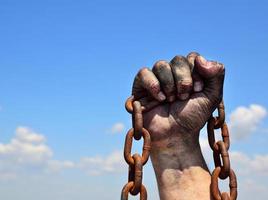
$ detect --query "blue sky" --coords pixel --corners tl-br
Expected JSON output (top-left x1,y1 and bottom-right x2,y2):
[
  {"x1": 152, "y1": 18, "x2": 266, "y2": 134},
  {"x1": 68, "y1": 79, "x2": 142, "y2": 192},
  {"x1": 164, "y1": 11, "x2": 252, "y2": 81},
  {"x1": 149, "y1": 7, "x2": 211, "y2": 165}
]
[{"x1": 0, "y1": 0, "x2": 267, "y2": 199}]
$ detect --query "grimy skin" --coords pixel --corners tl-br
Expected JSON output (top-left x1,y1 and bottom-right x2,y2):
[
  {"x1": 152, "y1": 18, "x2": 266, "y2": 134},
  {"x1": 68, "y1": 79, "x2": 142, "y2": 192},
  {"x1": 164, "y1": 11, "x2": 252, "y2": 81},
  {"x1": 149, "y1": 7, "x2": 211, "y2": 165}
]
[{"x1": 132, "y1": 52, "x2": 225, "y2": 200}]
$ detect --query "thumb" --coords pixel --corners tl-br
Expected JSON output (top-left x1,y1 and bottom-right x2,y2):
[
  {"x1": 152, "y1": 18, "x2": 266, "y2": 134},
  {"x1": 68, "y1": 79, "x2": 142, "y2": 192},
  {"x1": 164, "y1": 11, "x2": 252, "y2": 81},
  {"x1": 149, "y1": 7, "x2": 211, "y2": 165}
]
[{"x1": 194, "y1": 55, "x2": 225, "y2": 105}]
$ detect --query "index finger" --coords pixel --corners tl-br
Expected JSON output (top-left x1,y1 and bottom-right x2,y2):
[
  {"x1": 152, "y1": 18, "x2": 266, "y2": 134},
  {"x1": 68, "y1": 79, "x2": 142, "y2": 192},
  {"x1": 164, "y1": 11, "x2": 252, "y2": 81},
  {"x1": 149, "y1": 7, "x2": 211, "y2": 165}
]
[{"x1": 132, "y1": 67, "x2": 166, "y2": 102}]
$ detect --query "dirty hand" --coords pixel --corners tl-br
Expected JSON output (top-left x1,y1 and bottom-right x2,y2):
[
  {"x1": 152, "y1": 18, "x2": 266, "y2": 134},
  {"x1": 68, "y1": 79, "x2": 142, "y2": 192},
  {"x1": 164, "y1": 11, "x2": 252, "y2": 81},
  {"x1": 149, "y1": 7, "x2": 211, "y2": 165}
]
[{"x1": 132, "y1": 52, "x2": 225, "y2": 200}]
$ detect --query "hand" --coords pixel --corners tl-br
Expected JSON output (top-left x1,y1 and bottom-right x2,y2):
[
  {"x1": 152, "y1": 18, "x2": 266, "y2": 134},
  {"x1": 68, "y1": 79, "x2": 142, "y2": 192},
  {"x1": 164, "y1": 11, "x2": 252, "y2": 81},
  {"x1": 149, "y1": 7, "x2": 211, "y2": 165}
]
[{"x1": 132, "y1": 52, "x2": 225, "y2": 200}]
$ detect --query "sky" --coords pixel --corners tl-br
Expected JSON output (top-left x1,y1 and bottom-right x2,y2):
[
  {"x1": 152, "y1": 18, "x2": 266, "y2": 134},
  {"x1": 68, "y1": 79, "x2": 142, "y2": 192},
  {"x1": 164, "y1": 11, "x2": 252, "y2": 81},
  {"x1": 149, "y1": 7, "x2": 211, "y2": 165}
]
[{"x1": 0, "y1": 0, "x2": 267, "y2": 199}]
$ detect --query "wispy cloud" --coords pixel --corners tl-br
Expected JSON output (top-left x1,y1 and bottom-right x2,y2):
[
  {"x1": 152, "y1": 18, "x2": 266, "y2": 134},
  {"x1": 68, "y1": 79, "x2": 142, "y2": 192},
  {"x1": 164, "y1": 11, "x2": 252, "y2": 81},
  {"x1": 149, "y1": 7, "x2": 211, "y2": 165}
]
[
  {"x1": 231, "y1": 151, "x2": 268, "y2": 176},
  {"x1": 78, "y1": 150, "x2": 125, "y2": 175},
  {"x1": 0, "y1": 126, "x2": 52, "y2": 165},
  {"x1": 0, "y1": 126, "x2": 74, "y2": 179},
  {"x1": 109, "y1": 122, "x2": 125, "y2": 134},
  {"x1": 0, "y1": 126, "x2": 125, "y2": 179},
  {"x1": 228, "y1": 104, "x2": 267, "y2": 140},
  {"x1": 46, "y1": 160, "x2": 75, "y2": 173}
]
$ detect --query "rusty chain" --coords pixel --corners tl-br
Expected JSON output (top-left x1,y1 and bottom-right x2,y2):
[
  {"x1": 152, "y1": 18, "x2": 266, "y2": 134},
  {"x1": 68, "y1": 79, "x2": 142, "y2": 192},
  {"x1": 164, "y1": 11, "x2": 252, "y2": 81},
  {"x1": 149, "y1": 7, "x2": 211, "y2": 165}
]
[
  {"x1": 121, "y1": 96, "x2": 151, "y2": 200},
  {"x1": 121, "y1": 96, "x2": 238, "y2": 200},
  {"x1": 208, "y1": 101, "x2": 238, "y2": 200}
]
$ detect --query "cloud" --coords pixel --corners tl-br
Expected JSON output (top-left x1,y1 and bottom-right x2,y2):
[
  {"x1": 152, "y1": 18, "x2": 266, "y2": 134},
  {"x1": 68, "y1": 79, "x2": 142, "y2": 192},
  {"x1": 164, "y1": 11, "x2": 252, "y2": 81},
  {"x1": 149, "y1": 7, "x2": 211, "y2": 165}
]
[
  {"x1": 230, "y1": 151, "x2": 268, "y2": 176},
  {"x1": 0, "y1": 126, "x2": 52, "y2": 165},
  {"x1": 109, "y1": 122, "x2": 125, "y2": 134},
  {"x1": 228, "y1": 104, "x2": 267, "y2": 140},
  {"x1": 15, "y1": 126, "x2": 46, "y2": 143},
  {"x1": 0, "y1": 126, "x2": 74, "y2": 178},
  {"x1": 0, "y1": 126, "x2": 126, "y2": 179},
  {"x1": 46, "y1": 160, "x2": 75, "y2": 173},
  {"x1": 78, "y1": 150, "x2": 125, "y2": 175}
]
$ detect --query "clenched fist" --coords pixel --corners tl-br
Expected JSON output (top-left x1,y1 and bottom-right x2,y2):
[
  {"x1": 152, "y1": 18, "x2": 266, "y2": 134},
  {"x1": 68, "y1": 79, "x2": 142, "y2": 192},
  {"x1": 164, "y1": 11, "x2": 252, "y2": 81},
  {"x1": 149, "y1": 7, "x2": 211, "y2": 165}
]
[{"x1": 132, "y1": 52, "x2": 225, "y2": 200}]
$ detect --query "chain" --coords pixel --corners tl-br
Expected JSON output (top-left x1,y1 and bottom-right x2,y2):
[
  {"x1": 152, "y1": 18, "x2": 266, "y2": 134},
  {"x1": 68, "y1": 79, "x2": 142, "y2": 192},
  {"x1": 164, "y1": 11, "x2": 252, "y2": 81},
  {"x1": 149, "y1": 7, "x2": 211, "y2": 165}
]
[
  {"x1": 121, "y1": 96, "x2": 151, "y2": 200},
  {"x1": 121, "y1": 97, "x2": 238, "y2": 200},
  {"x1": 208, "y1": 101, "x2": 238, "y2": 200}
]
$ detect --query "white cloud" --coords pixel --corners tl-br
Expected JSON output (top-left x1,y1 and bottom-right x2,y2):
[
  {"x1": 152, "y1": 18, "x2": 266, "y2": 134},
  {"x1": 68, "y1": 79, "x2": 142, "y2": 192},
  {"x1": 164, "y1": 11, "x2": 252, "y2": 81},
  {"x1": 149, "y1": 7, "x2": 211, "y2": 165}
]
[
  {"x1": 109, "y1": 122, "x2": 125, "y2": 134},
  {"x1": 78, "y1": 150, "x2": 125, "y2": 175},
  {"x1": 0, "y1": 126, "x2": 52, "y2": 164},
  {"x1": 46, "y1": 160, "x2": 75, "y2": 173},
  {"x1": 228, "y1": 104, "x2": 267, "y2": 140},
  {"x1": 15, "y1": 126, "x2": 46, "y2": 143},
  {"x1": 0, "y1": 126, "x2": 74, "y2": 178},
  {"x1": 231, "y1": 151, "x2": 268, "y2": 176},
  {"x1": 0, "y1": 126, "x2": 126, "y2": 179}
]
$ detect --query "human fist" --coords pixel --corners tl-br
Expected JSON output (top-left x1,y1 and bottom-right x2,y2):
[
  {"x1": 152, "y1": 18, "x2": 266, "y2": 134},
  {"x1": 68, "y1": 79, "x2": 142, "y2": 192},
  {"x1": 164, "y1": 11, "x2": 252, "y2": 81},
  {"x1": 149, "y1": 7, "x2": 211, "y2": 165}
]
[
  {"x1": 131, "y1": 52, "x2": 225, "y2": 200},
  {"x1": 132, "y1": 52, "x2": 225, "y2": 141}
]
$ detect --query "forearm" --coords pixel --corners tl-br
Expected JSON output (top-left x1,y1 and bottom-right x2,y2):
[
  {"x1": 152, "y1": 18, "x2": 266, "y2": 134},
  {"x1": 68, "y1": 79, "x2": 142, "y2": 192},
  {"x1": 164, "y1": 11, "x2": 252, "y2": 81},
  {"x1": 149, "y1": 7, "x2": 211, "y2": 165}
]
[{"x1": 150, "y1": 134, "x2": 212, "y2": 200}]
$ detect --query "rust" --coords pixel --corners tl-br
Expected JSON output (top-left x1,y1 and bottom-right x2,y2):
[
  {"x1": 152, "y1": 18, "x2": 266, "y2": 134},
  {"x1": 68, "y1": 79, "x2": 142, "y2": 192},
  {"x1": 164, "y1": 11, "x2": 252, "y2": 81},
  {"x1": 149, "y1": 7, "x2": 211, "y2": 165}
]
[
  {"x1": 213, "y1": 141, "x2": 230, "y2": 179},
  {"x1": 121, "y1": 182, "x2": 147, "y2": 200},
  {"x1": 211, "y1": 167, "x2": 237, "y2": 200},
  {"x1": 214, "y1": 100, "x2": 225, "y2": 129},
  {"x1": 124, "y1": 128, "x2": 151, "y2": 166},
  {"x1": 133, "y1": 101, "x2": 143, "y2": 140},
  {"x1": 125, "y1": 96, "x2": 135, "y2": 113},
  {"x1": 208, "y1": 120, "x2": 230, "y2": 152},
  {"x1": 208, "y1": 100, "x2": 237, "y2": 200},
  {"x1": 122, "y1": 98, "x2": 151, "y2": 199},
  {"x1": 129, "y1": 154, "x2": 143, "y2": 195}
]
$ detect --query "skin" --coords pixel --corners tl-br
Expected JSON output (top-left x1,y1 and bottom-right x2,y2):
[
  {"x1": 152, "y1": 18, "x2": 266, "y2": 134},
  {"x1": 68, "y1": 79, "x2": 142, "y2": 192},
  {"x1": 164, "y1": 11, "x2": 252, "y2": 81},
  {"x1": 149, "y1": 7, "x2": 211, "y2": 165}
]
[{"x1": 132, "y1": 52, "x2": 225, "y2": 200}]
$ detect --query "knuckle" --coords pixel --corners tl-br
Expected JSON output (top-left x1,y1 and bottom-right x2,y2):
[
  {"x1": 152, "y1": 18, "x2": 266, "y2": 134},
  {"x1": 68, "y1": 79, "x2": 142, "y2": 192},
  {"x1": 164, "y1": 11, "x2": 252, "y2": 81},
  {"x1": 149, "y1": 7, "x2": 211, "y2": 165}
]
[
  {"x1": 153, "y1": 60, "x2": 169, "y2": 70},
  {"x1": 220, "y1": 64, "x2": 225, "y2": 74},
  {"x1": 170, "y1": 55, "x2": 185, "y2": 65},
  {"x1": 187, "y1": 52, "x2": 200, "y2": 69},
  {"x1": 171, "y1": 55, "x2": 188, "y2": 65},
  {"x1": 187, "y1": 52, "x2": 199, "y2": 59},
  {"x1": 137, "y1": 67, "x2": 150, "y2": 77},
  {"x1": 215, "y1": 62, "x2": 225, "y2": 76},
  {"x1": 173, "y1": 55, "x2": 184, "y2": 61}
]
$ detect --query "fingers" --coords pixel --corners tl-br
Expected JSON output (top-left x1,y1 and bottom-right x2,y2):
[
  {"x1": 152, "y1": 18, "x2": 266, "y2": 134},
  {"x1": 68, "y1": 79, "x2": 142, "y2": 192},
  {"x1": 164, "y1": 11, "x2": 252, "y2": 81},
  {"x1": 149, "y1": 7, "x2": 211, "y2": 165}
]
[
  {"x1": 186, "y1": 52, "x2": 199, "y2": 71},
  {"x1": 170, "y1": 56, "x2": 193, "y2": 100},
  {"x1": 152, "y1": 61, "x2": 176, "y2": 102},
  {"x1": 132, "y1": 67, "x2": 166, "y2": 102},
  {"x1": 194, "y1": 55, "x2": 225, "y2": 104},
  {"x1": 132, "y1": 53, "x2": 224, "y2": 105},
  {"x1": 195, "y1": 56, "x2": 225, "y2": 78},
  {"x1": 187, "y1": 52, "x2": 204, "y2": 92}
]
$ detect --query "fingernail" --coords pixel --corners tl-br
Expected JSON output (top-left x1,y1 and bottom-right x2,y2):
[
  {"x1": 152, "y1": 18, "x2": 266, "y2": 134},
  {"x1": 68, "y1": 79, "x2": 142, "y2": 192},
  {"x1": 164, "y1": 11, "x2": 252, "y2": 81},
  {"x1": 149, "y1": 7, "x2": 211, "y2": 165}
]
[
  {"x1": 178, "y1": 93, "x2": 189, "y2": 100},
  {"x1": 157, "y1": 91, "x2": 166, "y2": 101},
  {"x1": 194, "y1": 81, "x2": 203, "y2": 92},
  {"x1": 199, "y1": 56, "x2": 207, "y2": 65}
]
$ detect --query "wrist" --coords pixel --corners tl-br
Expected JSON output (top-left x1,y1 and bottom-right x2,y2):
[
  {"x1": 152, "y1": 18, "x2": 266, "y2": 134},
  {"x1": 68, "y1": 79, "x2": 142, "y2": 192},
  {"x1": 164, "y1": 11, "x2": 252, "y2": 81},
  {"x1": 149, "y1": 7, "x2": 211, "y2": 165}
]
[
  {"x1": 150, "y1": 131, "x2": 208, "y2": 171},
  {"x1": 150, "y1": 133, "x2": 212, "y2": 200}
]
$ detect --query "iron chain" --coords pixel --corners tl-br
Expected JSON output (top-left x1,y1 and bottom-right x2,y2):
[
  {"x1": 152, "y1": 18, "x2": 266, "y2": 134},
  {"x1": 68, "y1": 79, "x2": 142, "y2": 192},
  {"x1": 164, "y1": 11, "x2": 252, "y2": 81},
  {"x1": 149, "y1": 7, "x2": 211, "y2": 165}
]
[
  {"x1": 208, "y1": 101, "x2": 238, "y2": 200},
  {"x1": 121, "y1": 97, "x2": 238, "y2": 200},
  {"x1": 121, "y1": 96, "x2": 151, "y2": 200}
]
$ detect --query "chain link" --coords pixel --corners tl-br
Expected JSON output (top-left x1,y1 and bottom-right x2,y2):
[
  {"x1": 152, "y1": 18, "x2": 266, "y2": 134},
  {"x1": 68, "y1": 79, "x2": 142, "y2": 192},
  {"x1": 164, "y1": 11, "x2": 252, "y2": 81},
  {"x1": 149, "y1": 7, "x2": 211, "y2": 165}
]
[
  {"x1": 208, "y1": 101, "x2": 238, "y2": 200},
  {"x1": 122, "y1": 97, "x2": 238, "y2": 200},
  {"x1": 121, "y1": 96, "x2": 151, "y2": 200}
]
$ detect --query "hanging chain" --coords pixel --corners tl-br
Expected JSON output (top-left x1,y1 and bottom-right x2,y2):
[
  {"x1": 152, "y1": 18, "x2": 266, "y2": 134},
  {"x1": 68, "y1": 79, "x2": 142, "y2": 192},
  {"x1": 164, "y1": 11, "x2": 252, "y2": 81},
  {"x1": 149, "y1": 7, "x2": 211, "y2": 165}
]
[
  {"x1": 121, "y1": 96, "x2": 238, "y2": 200},
  {"x1": 208, "y1": 101, "x2": 238, "y2": 200},
  {"x1": 121, "y1": 96, "x2": 151, "y2": 200}
]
